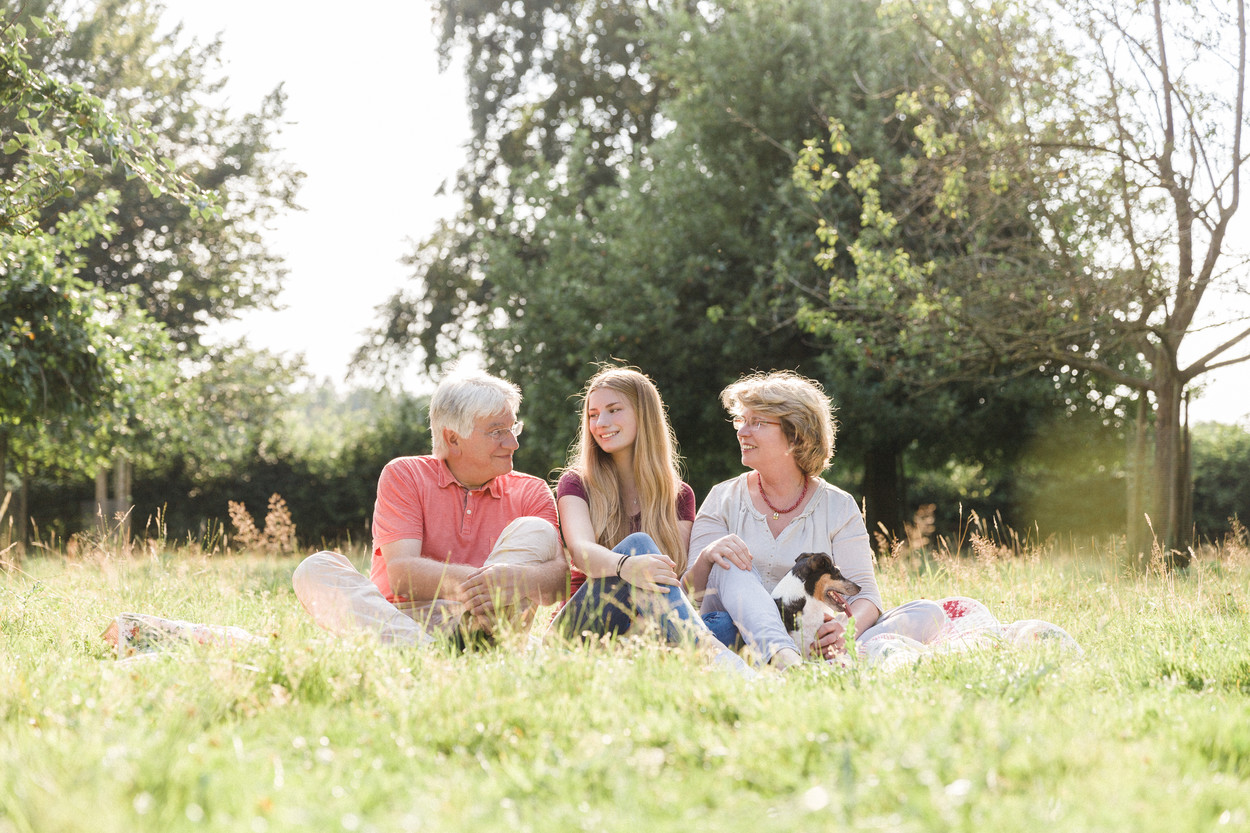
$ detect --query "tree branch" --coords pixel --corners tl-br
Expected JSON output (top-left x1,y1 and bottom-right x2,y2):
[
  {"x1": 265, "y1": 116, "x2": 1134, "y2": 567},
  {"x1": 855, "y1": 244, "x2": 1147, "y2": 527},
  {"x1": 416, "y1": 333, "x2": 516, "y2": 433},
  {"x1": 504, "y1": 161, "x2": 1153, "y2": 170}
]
[{"x1": 1182, "y1": 323, "x2": 1250, "y2": 381}]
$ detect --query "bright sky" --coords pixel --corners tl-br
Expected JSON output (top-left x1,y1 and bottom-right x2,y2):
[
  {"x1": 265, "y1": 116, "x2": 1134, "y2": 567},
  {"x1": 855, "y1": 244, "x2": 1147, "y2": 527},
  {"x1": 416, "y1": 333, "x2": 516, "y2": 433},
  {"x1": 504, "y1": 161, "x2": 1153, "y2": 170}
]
[
  {"x1": 158, "y1": 0, "x2": 1247, "y2": 424},
  {"x1": 158, "y1": 0, "x2": 466, "y2": 394}
]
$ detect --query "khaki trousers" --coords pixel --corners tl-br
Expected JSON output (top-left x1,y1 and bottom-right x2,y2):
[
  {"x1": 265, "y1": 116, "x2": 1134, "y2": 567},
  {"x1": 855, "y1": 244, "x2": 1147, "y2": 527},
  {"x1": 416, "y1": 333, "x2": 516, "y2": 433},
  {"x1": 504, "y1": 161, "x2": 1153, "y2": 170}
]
[{"x1": 292, "y1": 517, "x2": 559, "y2": 646}]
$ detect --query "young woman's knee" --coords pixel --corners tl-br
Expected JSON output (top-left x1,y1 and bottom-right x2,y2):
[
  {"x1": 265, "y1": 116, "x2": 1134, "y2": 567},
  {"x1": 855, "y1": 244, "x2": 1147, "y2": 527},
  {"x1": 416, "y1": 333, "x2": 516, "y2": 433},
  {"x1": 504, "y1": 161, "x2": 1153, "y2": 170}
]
[{"x1": 613, "y1": 531, "x2": 659, "y2": 556}]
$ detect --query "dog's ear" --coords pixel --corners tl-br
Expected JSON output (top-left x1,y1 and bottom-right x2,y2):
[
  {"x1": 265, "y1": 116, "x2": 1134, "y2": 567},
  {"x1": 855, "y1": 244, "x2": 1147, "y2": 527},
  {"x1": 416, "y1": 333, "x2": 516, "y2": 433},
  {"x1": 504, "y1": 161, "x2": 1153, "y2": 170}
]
[{"x1": 792, "y1": 553, "x2": 816, "y2": 575}]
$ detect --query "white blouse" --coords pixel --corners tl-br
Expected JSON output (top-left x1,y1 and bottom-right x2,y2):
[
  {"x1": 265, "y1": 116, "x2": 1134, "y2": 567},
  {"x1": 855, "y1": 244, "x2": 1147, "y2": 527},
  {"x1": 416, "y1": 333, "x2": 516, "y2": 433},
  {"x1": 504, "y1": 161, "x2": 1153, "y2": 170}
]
[{"x1": 688, "y1": 473, "x2": 883, "y2": 614}]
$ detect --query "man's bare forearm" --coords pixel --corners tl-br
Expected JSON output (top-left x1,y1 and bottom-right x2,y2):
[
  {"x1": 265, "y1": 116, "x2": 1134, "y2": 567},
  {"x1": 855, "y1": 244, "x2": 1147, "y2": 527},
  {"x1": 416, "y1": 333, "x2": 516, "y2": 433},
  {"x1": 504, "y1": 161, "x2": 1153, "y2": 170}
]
[
  {"x1": 387, "y1": 555, "x2": 476, "y2": 603},
  {"x1": 525, "y1": 555, "x2": 571, "y2": 606}
]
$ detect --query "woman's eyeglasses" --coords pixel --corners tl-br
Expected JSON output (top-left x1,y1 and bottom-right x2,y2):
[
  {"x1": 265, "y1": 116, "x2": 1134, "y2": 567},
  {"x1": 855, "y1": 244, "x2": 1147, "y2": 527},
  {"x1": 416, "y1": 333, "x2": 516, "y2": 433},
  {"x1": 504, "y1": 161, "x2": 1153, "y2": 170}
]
[{"x1": 730, "y1": 416, "x2": 780, "y2": 431}]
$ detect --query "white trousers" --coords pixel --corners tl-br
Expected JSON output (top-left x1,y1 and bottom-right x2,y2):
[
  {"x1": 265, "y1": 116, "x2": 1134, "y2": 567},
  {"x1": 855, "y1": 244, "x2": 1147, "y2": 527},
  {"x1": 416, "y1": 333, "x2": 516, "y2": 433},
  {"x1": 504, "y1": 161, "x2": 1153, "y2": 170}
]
[{"x1": 292, "y1": 517, "x2": 560, "y2": 646}]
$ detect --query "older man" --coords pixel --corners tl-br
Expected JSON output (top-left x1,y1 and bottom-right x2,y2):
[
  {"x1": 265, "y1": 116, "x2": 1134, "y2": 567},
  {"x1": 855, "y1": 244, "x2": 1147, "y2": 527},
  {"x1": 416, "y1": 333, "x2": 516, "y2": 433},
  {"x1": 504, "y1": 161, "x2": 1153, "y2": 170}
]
[{"x1": 293, "y1": 369, "x2": 566, "y2": 646}]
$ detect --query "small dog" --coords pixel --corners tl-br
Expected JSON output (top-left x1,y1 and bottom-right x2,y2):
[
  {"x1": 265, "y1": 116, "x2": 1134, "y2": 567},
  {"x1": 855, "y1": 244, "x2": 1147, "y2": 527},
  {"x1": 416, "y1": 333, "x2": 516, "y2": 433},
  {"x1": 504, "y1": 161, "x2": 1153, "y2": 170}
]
[{"x1": 772, "y1": 552, "x2": 862, "y2": 660}]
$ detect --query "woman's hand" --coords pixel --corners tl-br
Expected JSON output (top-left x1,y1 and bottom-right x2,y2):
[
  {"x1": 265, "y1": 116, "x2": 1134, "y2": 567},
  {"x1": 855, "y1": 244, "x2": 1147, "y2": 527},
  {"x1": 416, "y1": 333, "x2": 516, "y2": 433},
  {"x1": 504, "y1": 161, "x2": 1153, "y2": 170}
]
[
  {"x1": 621, "y1": 553, "x2": 680, "y2": 593},
  {"x1": 813, "y1": 614, "x2": 848, "y2": 659},
  {"x1": 699, "y1": 534, "x2": 753, "y2": 572}
]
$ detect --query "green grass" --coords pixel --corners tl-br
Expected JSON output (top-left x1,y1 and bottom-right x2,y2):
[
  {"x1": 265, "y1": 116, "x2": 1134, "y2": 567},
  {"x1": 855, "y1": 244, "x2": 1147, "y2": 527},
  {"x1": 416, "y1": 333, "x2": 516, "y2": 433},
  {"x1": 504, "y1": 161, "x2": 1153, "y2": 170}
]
[{"x1": 2, "y1": 541, "x2": 1249, "y2": 832}]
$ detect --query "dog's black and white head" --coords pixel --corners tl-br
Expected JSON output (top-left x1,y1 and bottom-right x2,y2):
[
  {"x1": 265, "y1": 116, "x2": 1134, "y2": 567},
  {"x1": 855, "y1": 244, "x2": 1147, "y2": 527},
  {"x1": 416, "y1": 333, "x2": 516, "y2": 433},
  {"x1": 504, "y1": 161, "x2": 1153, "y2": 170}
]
[{"x1": 772, "y1": 552, "x2": 862, "y2": 657}]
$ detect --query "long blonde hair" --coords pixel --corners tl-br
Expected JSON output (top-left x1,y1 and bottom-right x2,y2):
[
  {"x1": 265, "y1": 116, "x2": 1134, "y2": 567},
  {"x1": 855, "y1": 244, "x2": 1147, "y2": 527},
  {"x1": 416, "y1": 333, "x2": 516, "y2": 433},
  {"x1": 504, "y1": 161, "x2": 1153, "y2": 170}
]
[{"x1": 565, "y1": 367, "x2": 688, "y2": 572}]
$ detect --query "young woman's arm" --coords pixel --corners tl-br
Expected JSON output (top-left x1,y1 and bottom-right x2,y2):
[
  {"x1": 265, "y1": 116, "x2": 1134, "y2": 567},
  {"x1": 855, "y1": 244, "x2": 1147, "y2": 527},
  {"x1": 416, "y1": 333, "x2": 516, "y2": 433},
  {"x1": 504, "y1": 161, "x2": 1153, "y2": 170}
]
[
  {"x1": 558, "y1": 494, "x2": 680, "y2": 592},
  {"x1": 558, "y1": 493, "x2": 621, "y2": 578}
]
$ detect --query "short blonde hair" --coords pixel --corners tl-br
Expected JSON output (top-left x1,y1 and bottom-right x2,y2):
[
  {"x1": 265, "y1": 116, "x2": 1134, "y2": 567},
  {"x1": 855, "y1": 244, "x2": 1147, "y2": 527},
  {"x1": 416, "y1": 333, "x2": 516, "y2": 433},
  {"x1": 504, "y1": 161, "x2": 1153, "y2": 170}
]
[
  {"x1": 720, "y1": 370, "x2": 837, "y2": 477},
  {"x1": 430, "y1": 369, "x2": 522, "y2": 457}
]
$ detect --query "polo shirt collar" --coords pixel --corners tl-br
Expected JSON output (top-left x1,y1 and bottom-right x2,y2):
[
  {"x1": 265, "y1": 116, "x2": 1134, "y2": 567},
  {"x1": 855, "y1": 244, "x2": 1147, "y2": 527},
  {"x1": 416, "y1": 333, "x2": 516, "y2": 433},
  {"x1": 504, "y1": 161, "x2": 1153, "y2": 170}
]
[{"x1": 437, "y1": 459, "x2": 504, "y2": 498}]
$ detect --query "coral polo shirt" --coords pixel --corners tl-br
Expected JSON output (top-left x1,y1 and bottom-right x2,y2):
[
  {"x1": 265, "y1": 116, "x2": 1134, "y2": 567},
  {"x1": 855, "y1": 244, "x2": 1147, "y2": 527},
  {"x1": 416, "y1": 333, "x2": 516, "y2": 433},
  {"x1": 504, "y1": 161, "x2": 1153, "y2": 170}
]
[{"x1": 368, "y1": 455, "x2": 558, "y2": 603}]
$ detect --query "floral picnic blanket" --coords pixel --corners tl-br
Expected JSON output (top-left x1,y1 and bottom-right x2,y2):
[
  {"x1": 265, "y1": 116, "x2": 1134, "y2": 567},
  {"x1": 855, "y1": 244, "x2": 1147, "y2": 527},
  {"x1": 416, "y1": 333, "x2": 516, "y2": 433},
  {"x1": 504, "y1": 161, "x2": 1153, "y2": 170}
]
[
  {"x1": 857, "y1": 596, "x2": 1081, "y2": 671},
  {"x1": 101, "y1": 612, "x2": 264, "y2": 658}
]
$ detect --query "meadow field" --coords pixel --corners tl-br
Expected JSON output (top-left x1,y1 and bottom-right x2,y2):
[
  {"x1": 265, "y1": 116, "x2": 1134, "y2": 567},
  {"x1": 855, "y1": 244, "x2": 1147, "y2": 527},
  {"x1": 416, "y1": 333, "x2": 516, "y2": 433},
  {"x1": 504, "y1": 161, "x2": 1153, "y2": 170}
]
[{"x1": 2, "y1": 534, "x2": 1248, "y2": 832}]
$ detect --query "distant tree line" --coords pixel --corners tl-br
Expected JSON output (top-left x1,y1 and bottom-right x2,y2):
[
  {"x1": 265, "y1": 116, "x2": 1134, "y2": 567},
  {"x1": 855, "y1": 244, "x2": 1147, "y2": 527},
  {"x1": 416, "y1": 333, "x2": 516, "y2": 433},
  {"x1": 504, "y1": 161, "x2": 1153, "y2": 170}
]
[{"x1": 20, "y1": 384, "x2": 1247, "y2": 547}]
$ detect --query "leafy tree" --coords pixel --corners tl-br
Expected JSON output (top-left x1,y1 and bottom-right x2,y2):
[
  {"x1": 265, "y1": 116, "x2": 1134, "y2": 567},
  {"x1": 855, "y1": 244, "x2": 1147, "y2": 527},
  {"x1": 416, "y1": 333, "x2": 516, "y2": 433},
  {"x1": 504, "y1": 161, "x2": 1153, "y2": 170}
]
[
  {"x1": 434, "y1": 0, "x2": 673, "y2": 202},
  {"x1": 2, "y1": 201, "x2": 119, "y2": 497},
  {"x1": 4, "y1": 1, "x2": 304, "y2": 545},
  {"x1": 2, "y1": 9, "x2": 214, "y2": 542},
  {"x1": 1, "y1": 10, "x2": 213, "y2": 234},
  {"x1": 358, "y1": 0, "x2": 680, "y2": 374},
  {"x1": 364, "y1": 0, "x2": 1089, "y2": 539},
  {"x1": 794, "y1": 0, "x2": 1250, "y2": 555},
  {"x1": 5, "y1": 0, "x2": 302, "y2": 346}
]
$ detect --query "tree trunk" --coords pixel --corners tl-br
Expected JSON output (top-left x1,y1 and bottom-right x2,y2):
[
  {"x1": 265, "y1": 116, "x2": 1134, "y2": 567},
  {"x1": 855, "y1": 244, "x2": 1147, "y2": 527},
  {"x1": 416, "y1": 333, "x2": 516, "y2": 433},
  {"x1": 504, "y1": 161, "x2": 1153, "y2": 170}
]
[
  {"x1": 95, "y1": 468, "x2": 109, "y2": 530},
  {"x1": 0, "y1": 429, "x2": 9, "y2": 567},
  {"x1": 1126, "y1": 394, "x2": 1150, "y2": 558},
  {"x1": 113, "y1": 456, "x2": 132, "y2": 542},
  {"x1": 861, "y1": 440, "x2": 907, "y2": 545},
  {"x1": 17, "y1": 474, "x2": 29, "y2": 553},
  {"x1": 1180, "y1": 392, "x2": 1193, "y2": 543},
  {"x1": 1152, "y1": 360, "x2": 1191, "y2": 566}
]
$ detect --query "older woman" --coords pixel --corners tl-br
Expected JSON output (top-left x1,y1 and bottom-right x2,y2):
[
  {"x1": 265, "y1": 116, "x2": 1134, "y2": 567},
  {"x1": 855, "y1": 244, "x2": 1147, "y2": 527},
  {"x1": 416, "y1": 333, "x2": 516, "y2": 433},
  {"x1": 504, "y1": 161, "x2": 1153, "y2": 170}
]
[{"x1": 685, "y1": 371, "x2": 942, "y2": 670}]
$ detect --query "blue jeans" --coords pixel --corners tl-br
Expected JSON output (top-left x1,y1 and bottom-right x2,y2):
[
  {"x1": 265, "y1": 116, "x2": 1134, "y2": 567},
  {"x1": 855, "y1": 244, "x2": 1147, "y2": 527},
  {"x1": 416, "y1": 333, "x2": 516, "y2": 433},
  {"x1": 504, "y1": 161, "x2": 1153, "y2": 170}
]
[
  {"x1": 552, "y1": 533, "x2": 714, "y2": 647},
  {"x1": 701, "y1": 611, "x2": 742, "y2": 649}
]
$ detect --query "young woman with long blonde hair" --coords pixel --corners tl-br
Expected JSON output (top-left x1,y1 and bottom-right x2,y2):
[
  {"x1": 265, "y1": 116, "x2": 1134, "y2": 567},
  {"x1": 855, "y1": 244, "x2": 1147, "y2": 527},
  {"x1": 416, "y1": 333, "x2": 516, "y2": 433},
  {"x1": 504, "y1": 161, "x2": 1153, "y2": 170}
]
[{"x1": 550, "y1": 366, "x2": 750, "y2": 674}]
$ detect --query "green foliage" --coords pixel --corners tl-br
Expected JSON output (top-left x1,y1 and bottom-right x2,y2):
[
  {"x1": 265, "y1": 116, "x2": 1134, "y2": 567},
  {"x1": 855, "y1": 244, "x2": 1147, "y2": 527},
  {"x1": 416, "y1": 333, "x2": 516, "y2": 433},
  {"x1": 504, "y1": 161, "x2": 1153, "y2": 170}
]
[
  {"x1": 22, "y1": 384, "x2": 434, "y2": 547},
  {"x1": 0, "y1": 191, "x2": 183, "y2": 482},
  {"x1": 0, "y1": 8, "x2": 215, "y2": 234},
  {"x1": 3, "y1": 0, "x2": 300, "y2": 344},
  {"x1": 2, "y1": 546, "x2": 1249, "y2": 830},
  {"x1": 138, "y1": 386, "x2": 433, "y2": 546},
  {"x1": 1, "y1": 208, "x2": 113, "y2": 429},
  {"x1": 792, "y1": 0, "x2": 1250, "y2": 546},
  {"x1": 434, "y1": 0, "x2": 671, "y2": 208},
  {"x1": 790, "y1": 17, "x2": 1116, "y2": 383},
  {"x1": 360, "y1": 0, "x2": 679, "y2": 376},
  {"x1": 366, "y1": 0, "x2": 1087, "y2": 533},
  {"x1": 2, "y1": 0, "x2": 305, "y2": 518},
  {"x1": 1191, "y1": 422, "x2": 1250, "y2": 539}
]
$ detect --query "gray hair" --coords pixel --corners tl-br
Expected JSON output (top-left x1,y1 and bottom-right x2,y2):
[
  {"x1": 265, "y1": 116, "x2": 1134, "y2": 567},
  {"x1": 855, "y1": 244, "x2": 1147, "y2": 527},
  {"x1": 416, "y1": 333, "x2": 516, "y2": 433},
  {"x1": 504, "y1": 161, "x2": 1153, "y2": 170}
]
[{"x1": 429, "y1": 369, "x2": 522, "y2": 457}]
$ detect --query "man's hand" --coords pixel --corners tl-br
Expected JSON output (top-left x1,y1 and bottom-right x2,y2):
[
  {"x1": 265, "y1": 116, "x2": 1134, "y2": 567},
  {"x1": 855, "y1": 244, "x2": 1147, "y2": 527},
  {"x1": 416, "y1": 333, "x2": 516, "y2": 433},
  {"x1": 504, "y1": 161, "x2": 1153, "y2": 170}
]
[{"x1": 461, "y1": 563, "x2": 532, "y2": 631}]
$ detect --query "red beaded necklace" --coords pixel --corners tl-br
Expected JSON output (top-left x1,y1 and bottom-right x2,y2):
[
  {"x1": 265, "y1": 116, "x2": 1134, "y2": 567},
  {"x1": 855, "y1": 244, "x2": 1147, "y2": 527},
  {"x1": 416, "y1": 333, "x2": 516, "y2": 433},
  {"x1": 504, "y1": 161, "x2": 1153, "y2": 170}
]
[{"x1": 756, "y1": 472, "x2": 809, "y2": 520}]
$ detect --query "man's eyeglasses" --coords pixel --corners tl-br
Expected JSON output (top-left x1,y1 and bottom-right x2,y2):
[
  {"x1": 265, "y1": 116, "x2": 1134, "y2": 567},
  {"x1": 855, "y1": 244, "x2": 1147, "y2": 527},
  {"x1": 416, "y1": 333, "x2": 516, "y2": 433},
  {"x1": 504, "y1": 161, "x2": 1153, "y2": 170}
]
[
  {"x1": 731, "y1": 416, "x2": 780, "y2": 431},
  {"x1": 481, "y1": 421, "x2": 524, "y2": 442}
]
